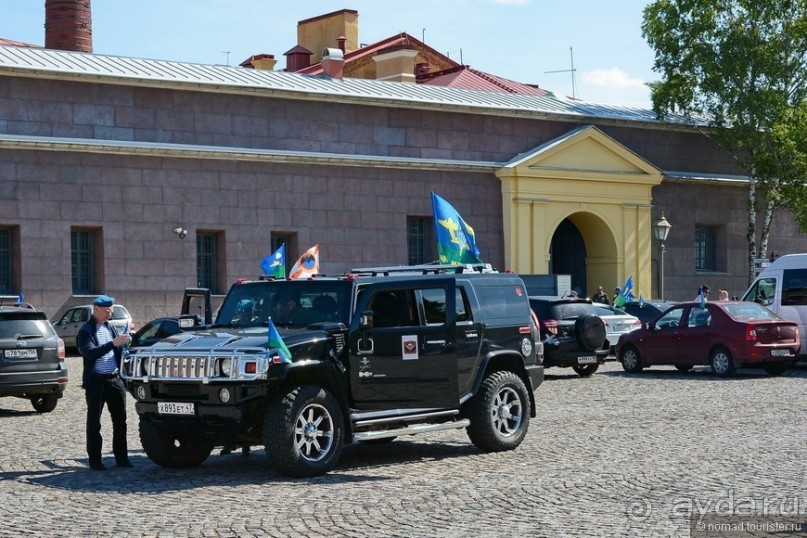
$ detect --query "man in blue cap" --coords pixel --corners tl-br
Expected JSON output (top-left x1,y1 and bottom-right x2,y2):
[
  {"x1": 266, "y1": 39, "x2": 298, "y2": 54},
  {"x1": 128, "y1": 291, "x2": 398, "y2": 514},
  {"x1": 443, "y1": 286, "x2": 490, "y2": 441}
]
[{"x1": 77, "y1": 294, "x2": 133, "y2": 471}]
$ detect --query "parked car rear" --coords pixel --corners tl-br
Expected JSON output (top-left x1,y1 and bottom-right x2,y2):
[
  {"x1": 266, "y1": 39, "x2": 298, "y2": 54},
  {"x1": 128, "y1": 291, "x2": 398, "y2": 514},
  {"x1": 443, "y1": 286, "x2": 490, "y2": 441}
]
[
  {"x1": 592, "y1": 302, "x2": 641, "y2": 355},
  {"x1": 0, "y1": 305, "x2": 68, "y2": 412},
  {"x1": 52, "y1": 304, "x2": 134, "y2": 349},
  {"x1": 529, "y1": 296, "x2": 608, "y2": 377},
  {"x1": 616, "y1": 301, "x2": 799, "y2": 376}
]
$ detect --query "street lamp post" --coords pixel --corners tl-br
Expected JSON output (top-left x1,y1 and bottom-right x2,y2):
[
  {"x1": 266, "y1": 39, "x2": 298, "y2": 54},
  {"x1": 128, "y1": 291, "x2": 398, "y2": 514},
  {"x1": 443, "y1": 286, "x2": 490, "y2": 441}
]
[{"x1": 653, "y1": 214, "x2": 672, "y2": 300}]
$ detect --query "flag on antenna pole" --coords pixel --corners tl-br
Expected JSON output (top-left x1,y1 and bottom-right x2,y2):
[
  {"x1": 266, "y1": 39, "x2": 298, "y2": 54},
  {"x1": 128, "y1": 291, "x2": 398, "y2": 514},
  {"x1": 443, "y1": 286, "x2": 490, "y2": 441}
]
[
  {"x1": 289, "y1": 244, "x2": 319, "y2": 279},
  {"x1": 260, "y1": 244, "x2": 286, "y2": 279}
]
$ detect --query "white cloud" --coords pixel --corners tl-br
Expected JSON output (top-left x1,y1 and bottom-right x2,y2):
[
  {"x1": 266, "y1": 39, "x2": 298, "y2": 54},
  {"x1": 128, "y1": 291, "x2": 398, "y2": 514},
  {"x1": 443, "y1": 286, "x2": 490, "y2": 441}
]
[
  {"x1": 575, "y1": 67, "x2": 651, "y2": 108},
  {"x1": 580, "y1": 67, "x2": 646, "y2": 90}
]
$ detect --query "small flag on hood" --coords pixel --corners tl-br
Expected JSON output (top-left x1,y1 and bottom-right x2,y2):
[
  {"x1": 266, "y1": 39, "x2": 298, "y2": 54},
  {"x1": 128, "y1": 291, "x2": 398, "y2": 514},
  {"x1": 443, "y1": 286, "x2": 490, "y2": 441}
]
[{"x1": 267, "y1": 318, "x2": 292, "y2": 364}]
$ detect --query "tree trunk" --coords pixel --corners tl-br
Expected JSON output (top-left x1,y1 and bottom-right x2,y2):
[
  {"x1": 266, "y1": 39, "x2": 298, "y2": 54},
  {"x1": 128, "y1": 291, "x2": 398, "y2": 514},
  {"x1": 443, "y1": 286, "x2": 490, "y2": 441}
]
[{"x1": 747, "y1": 177, "x2": 758, "y2": 287}]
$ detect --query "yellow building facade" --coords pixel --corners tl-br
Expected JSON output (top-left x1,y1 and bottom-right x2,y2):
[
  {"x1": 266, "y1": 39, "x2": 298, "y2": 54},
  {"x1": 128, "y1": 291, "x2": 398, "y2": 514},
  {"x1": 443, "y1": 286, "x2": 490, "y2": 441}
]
[{"x1": 497, "y1": 125, "x2": 663, "y2": 297}]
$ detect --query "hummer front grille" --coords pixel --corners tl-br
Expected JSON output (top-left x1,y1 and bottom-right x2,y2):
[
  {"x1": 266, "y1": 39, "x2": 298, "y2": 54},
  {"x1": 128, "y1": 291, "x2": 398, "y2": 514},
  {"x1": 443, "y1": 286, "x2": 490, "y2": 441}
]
[{"x1": 121, "y1": 349, "x2": 269, "y2": 382}]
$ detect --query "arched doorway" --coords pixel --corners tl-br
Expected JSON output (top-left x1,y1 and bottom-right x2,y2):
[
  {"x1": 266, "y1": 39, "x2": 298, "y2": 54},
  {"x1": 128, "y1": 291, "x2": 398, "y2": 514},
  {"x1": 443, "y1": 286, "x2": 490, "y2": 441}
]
[{"x1": 550, "y1": 219, "x2": 587, "y2": 295}]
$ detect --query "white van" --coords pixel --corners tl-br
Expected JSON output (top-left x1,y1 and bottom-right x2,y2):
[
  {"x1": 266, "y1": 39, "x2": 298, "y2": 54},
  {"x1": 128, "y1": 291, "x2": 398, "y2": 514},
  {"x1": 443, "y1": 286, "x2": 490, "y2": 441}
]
[{"x1": 742, "y1": 253, "x2": 807, "y2": 358}]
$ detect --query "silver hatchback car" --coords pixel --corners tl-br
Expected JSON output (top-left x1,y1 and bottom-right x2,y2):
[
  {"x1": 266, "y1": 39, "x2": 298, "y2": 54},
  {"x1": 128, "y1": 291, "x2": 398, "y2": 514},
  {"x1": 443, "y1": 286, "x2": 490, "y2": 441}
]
[{"x1": 52, "y1": 304, "x2": 134, "y2": 350}]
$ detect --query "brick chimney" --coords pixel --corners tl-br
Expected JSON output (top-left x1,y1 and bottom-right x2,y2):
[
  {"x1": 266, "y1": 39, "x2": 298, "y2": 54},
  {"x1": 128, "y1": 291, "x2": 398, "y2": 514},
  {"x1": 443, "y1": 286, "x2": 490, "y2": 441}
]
[
  {"x1": 297, "y1": 9, "x2": 358, "y2": 64},
  {"x1": 321, "y1": 48, "x2": 344, "y2": 79},
  {"x1": 45, "y1": 0, "x2": 93, "y2": 53},
  {"x1": 240, "y1": 54, "x2": 277, "y2": 70}
]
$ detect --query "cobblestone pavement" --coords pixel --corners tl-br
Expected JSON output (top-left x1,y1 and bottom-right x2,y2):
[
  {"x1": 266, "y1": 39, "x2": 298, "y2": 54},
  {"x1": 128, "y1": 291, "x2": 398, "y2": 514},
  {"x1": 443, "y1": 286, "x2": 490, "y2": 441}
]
[{"x1": 0, "y1": 357, "x2": 804, "y2": 538}]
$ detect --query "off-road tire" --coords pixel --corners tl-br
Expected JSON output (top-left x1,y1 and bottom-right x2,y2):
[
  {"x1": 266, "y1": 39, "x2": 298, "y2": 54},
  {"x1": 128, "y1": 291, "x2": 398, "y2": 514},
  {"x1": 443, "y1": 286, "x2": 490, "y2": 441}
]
[
  {"x1": 263, "y1": 384, "x2": 345, "y2": 477},
  {"x1": 572, "y1": 363, "x2": 599, "y2": 377},
  {"x1": 30, "y1": 394, "x2": 59, "y2": 413},
  {"x1": 466, "y1": 371, "x2": 529, "y2": 452},
  {"x1": 575, "y1": 314, "x2": 606, "y2": 351},
  {"x1": 139, "y1": 418, "x2": 214, "y2": 468}
]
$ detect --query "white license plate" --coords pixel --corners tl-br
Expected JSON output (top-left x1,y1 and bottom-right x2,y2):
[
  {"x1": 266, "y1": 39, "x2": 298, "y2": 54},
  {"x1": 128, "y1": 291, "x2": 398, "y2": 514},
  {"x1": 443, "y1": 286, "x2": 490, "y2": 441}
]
[
  {"x1": 4, "y1": 349, "x2": 37, "y2": 359},
  {"x1": 157, "y1": 402, "x2": 195, "y2": 415},
  {"x1": 577, "y1": 356, "x2": 597, "y2": 364},
  {"x1": 770, "y1": 349, "x2": 792, "y2": 357}
]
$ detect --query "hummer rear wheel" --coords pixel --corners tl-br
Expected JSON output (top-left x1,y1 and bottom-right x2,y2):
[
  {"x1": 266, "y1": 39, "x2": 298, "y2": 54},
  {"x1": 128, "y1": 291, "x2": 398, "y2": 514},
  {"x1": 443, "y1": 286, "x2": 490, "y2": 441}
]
[{"x1": 465, "y1": 371, "x2": 529, "y2": 452}]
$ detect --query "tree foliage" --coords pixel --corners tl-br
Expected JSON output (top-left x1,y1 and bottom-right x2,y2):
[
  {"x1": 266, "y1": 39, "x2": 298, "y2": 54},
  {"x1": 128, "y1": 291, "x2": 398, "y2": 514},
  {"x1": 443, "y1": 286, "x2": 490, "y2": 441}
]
[{"x1": 642, "y1": 0, "x2": 807, "y2": 278}]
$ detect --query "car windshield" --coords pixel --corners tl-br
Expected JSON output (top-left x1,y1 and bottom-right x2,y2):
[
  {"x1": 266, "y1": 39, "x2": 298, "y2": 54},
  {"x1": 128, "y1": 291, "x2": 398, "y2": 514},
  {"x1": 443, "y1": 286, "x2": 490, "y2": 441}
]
[
  {"x1": 215, "y1": 281, "x2": 351, "y2": 327},
  {"x1": 0, "y1": 314, "x2": 53, "y2": 338},
  {"x1": 721, "y1": 302, "x2": 780, "y2": 321}
]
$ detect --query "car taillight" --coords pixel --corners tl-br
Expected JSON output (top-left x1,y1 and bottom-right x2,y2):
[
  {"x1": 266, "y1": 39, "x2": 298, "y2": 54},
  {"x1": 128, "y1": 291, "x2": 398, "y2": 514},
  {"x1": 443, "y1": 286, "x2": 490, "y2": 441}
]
[
  {"x1": 745, "y1": 325, "x2": 758, "y2": 343},
  {"x1": 57, "y1": 338, "x2": 65, "y2": 359},
  {"x1": 542, "y1": 319, "x2": 558, "y2": 335},
  {"x1": 631, "y1": 319, "x2": 642, "y2": 329}
]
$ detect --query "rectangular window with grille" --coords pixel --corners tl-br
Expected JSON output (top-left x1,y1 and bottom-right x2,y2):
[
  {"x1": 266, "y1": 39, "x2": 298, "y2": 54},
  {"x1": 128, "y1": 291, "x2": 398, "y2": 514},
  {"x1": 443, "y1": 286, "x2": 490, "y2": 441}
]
[
  {"x1": 695, "y1": 225, "x2": 716, "y2": 271},
  {"x1": 71, "y1": 229, "x2": 96, "y2": 294},
  {"x1": 0, "y1": 228, "x2": 11, "y2": 294},
  {"x1": 407, "y1": 216, "x2": 434, "y2": 265},
  {"x1": 196, "y1": 232, "x2": 219, "y2": 293}
]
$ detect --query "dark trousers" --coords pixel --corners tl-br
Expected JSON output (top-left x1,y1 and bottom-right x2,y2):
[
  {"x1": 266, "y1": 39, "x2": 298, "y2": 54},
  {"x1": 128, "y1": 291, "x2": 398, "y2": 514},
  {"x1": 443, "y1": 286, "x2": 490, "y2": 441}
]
[{"x1": 84, "y1": 374, "x2": 129, "y2": 465}]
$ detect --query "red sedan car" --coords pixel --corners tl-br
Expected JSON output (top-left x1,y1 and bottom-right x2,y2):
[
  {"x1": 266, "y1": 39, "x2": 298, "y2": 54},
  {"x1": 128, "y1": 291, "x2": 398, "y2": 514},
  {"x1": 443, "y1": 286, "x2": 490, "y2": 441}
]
[{"x1": 615, "y1": 301, "x2": 799, "y2": 376}]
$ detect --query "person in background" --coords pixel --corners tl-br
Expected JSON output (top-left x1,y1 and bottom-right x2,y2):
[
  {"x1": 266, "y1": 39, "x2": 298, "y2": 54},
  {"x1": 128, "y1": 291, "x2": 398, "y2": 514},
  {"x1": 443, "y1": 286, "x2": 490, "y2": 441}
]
[
  {"x1": 718, "y1": 289, "x2": 729, "y2": 301},
  {"x1": 612, "y1": 288, "x2": 621, "y2": 305},
  {"x1": 695, "y1": 285, "x2": 710, "y2": 301},
  {"x1": 77, "y1": 295, "x2": 133, "y2": 471},
  {"x1": 592, "y1": 286, "x2": 608, "y2": 304}
]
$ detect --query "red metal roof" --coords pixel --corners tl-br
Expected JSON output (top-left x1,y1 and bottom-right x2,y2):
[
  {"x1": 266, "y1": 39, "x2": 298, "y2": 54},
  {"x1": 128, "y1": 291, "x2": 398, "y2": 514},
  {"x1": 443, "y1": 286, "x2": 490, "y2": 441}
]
[
  {"x1": 0, "y1": 38, "x2": 40, "y2": 48},
  {"x1": 418, "y1": 65, "x2": 549, "y2": 96}
]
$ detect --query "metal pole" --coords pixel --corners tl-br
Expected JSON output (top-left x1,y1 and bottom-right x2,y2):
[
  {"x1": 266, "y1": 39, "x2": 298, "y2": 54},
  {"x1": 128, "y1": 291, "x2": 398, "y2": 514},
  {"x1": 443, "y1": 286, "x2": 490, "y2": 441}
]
[{"x1": 659, "y1": 242, "x2": 666, "y2": 300}]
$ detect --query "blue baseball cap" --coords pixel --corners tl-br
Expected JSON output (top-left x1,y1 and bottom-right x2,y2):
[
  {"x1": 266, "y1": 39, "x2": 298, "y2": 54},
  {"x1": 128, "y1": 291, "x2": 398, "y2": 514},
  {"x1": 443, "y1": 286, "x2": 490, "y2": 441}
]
[{"x1": 92, "y1": 295, "x2": 115, "y2": 307}]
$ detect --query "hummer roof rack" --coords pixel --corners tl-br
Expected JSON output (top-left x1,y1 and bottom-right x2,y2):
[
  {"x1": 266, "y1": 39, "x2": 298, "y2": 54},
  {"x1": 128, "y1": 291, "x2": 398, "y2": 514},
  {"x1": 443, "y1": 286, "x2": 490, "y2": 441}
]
[{"x1": 350, "y1": 263, "x2": 497, "y2": 277}]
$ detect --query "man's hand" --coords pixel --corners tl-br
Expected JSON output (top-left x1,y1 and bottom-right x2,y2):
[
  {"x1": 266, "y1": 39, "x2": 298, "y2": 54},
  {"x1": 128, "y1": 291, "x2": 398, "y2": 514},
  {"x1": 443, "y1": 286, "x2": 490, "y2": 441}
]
[{"x1": 112, "y1": 334, "x2": 131, "y2": 347}]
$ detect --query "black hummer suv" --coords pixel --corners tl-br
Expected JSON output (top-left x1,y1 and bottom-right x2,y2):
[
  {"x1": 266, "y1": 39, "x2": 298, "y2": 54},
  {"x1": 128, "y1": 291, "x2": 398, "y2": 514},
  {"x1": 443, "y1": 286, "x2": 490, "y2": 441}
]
[
  {"x1": 121, "y1": 264, "x2": 544, "y2": 477},
  {"x1": 529, "y1": 296, "x2": 608, "y2": 377}
]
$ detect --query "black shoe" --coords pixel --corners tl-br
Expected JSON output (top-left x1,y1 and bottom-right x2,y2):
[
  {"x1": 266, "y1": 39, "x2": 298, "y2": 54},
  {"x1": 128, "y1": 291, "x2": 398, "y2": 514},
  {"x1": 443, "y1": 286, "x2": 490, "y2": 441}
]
[
  {"x1": 89, "y1": 462, "x2": 107, "y2": 471},
  {"x1": 116, "y1": 461, "x2": 134, "y2": 468}
]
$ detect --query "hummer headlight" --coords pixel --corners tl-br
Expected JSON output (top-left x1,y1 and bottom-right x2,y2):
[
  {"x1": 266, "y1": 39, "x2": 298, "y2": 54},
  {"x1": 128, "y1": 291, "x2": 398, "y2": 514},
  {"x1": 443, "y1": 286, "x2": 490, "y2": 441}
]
[{"x1": 220, "y1": 358, "x2": 233, "y2": 376}]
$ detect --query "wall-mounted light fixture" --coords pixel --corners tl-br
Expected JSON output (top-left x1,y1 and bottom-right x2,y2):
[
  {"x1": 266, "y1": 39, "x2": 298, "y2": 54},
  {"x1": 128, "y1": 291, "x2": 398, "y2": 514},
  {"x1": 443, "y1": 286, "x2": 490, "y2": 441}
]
[{"x1": 173, "y1": 226, "x2": 188, "y2": 239}]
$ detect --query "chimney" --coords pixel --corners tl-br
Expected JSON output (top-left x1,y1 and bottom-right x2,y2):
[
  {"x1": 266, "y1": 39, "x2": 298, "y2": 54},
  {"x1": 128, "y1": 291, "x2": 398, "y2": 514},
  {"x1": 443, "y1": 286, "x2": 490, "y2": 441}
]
[
  {"x1": 337, "y1": 35, "x2": 347, "y2": 53},
  {"x1": 45, "y1": 0, "x2": 93, "y2": 53},
  {"x1": 297, "y1": 9, "x2": 358, "y2": 64},
  {"x1": 373, "y1": 46, "x2": 418, "y2": 84},
  {"x1": 284, "y1": 44, "x2": 313, "y2": 72},
  {"x1": 321, "y1": 48, "x2": 344, "y2": 79},
  {"x1": 239, "y1": 54, "x2": 277, "y2": 70}
]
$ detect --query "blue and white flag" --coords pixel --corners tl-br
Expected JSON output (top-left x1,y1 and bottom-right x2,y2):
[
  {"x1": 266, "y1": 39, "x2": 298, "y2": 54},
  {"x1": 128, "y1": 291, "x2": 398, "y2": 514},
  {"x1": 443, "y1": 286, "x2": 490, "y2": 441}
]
[
  {"x1": 431, "y1": 192, "x2": 482, "y2": 265},
  {"x1": 261, "y1": 244, "x2": 286, "y2": 279}
]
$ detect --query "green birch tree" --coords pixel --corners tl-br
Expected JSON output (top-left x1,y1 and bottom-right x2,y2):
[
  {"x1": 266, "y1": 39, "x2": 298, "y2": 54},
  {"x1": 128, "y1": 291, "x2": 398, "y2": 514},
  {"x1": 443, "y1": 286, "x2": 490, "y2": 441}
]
[{"x1": 642, "y1": 0, "x2": 807, "y2": 283}]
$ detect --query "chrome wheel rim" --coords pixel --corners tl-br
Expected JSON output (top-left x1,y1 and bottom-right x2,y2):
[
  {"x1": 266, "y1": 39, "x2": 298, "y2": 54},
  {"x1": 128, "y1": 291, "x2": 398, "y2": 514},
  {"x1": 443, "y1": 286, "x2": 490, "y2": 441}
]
[
  {"x1": 294, "y1": 403, "x2": 334, "y2": 462},
  {"x1": 491, "y1": 386, "x2": 522, "y2": 437}
]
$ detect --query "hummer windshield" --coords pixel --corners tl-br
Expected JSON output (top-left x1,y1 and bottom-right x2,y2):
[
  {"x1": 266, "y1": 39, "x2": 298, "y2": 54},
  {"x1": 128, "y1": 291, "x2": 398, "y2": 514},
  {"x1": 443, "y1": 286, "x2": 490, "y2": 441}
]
[{"x1": 215, "y1": 281, "x2": 352, "y2": 328}]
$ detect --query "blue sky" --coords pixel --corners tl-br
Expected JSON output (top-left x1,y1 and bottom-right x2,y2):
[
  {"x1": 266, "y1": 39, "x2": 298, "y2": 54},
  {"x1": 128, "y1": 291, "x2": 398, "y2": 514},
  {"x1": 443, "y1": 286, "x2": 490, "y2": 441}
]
[{"x1": 2, "y1": 0, "x2": 656, "y2": 107}]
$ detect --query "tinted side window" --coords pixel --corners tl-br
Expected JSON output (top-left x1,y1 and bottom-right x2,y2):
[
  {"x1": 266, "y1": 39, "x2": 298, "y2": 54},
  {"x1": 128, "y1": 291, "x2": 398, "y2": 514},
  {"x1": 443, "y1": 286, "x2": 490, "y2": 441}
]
[
  {"x1": 474, "y1": 285, "x2": 529, "y2": 323},
  {"x1": 782, "y1": 269, "x2": 807, "y2": 306},
  {"x1": 420, "y1": 288, "x2": 471, "y2": 324},
  {"x1": 687, "y1": 307, "x2": 711, "y2": 327},
  {"x1": 551, "y1": 302, "x2": 596, "y2": 319}
]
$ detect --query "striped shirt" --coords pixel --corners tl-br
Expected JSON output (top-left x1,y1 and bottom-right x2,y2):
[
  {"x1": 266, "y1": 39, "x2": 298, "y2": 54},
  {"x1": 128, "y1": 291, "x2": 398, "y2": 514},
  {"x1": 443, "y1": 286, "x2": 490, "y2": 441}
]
[{"x1": 93, "y1": 323, "x2": 118, "y2": 374}]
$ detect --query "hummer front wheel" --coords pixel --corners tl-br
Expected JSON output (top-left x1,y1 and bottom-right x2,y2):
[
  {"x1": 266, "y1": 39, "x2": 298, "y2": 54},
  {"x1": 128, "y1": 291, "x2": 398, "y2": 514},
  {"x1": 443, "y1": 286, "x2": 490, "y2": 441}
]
[
  {"x1": 465, "y1": 371, "x2": 529, "y2": 452},
  {"x1": 264, "y1": 384, "x2": 345, "y2": 477}
]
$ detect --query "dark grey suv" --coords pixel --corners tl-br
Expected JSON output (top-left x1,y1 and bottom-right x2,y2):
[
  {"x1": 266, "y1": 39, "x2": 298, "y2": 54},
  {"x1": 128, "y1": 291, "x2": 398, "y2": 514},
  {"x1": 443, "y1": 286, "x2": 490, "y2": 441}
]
[
  {"x1": 0, "y1": 305, "x2": 68, "y2": 412},
  {"x1": 529, "y1": 296, "x2": 608, "y2": 377}
]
